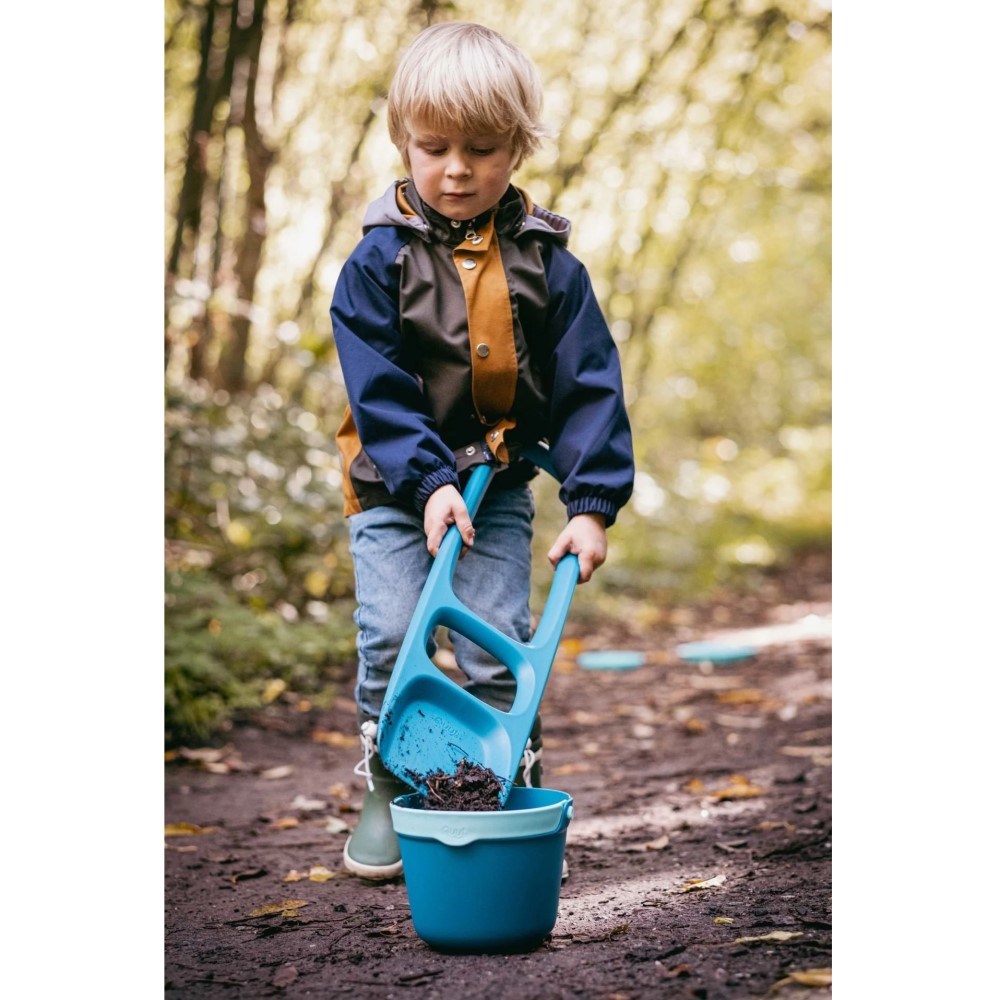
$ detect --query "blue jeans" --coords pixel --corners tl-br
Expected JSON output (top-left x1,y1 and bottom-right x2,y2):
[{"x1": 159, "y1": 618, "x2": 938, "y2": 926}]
[{"x1": 348, "y1": 484, "x2": 535, "y2": 724}]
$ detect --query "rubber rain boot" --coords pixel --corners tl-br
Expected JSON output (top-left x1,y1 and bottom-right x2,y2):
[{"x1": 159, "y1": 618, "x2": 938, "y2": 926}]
[{"x1": 343, "y1": 721, "x2": 410, "y2": 880}]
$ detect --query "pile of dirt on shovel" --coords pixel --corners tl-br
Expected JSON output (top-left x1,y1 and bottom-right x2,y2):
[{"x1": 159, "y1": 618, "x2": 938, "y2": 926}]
[{"x1": 414, "y1": 758, "x2": 504, "y2": 811}]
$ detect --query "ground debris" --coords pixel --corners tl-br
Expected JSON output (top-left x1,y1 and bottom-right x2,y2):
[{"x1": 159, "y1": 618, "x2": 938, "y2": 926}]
[{"x1": 568, "y1": 923, "x2": 630, "y2": 944}]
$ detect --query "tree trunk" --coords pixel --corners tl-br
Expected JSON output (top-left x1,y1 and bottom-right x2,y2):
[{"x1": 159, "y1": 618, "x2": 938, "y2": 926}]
[
  {"x1": 218, "y1": 0, "x2": 273, "y2": 394},
  {"x1": 166, "y1": 0, "x2": 233, "y2": 281},
  {"x1": 166, "y1": 0, "x2": 236, "y2": 379}
]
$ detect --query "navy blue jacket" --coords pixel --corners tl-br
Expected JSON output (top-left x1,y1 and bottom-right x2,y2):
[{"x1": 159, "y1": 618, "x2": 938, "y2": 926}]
[{"x1": 330, "y1": 181, "x2": 633, "y2": 526}]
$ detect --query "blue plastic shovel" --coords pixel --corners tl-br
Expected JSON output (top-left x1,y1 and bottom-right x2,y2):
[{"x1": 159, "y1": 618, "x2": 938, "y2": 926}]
[{"x1": 377, "y1": 443, "x2": 579, "y2": 806}]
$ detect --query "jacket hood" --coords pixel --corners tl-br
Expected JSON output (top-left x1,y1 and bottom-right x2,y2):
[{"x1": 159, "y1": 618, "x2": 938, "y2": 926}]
[{"x1": 361, "y1": 180, "x2": 571, "y2": 246}]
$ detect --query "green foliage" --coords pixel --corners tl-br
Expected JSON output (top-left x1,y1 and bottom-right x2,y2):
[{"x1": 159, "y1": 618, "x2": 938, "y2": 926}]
[
  {"x1": 166, "y1": 380, "x2": 355, "y2": 608},
  {"x1": 165, "y1": 382, "x2": 357, "y2": 745},
  {"x1": 165, "y1": 567, "x2": 355, "y2": 746}
]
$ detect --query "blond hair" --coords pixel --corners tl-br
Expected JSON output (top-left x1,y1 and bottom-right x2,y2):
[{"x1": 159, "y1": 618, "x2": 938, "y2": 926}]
[{"x1": 387, "y1": 22, "x2": 550, "y2": 171}]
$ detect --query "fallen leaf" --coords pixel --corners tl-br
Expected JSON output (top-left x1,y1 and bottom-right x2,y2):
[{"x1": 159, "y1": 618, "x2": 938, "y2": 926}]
[
  {"x1": 268, "y1": 817, "x2": 300, "y2": 831},
  {"x1": 249, "y1": 899, "x2": 309, "y2": 918},
  {"x1": 164, "y1": 822, "x2": 219, "y2": 837},
  {"x1": 312, "y1": 729, "x2": 357, "y2": 749},
  {"x1": 770, "y1": 968, "x2": 832, "y2": 989},
  {"x1": 714, "y1": 713, "x2": 765, "y2": 729},
  {"x1": 202, "y1": 762, "x2": 231, "y2": 774},
  {"x1": 710, "y1": 775, "x2": 764, "y2": 800},
  {"x1": 682, "y1": 778, "x2": 705, "y2": 793},
  {"x1": 325, "y1": 817, "x2": 350, "y2": 834},
  {"x1": 713, "y1": 917, "x2": 735, "y2": 925},
  {"x1": 656, "y1": 963, "x2": 691, "y2": 979},
  {"x1": 290, "y1": 794, "x2": 326, "y2": 812},
  {"x1": 262, "y1": 679, "x2": 287, "y2": 704},
  {"x1": 683, "y1": 718, "x2": 708, "y2": 735},
  {"x1": 758, "y1": 820, "x2": 797, "y2": 833},
  {"x1": 328, "y1": 783, "x2": 350, "y2": 799},
  {"x1": 260, "y1": 766, "x2": 294, "y2": 780},
  {"x1": 716, "y1": 688, "x2": 766, "y2": 705},
  {"x1": 178, "y1": 746, "x2": 233, "y2": 763},
  {"x1": 682, "y1": 874, "x2": 726, "y2": 892},
  {"x1": 231, "y1": 868, "x2": 267, "y2": 884},
  {"x1": 640, "y1": 834, "x2": 671, "y2": 851},
  {"x1": 308, "y1": 866, "x2": 338, "y2": 882},
  {"x1": 780, "y1": 745, "x2": 832, "y2": 757},
  {"x1": 714, "y1": 840, "x2": 749, "y2": 853},
  {"x1": 735, "y1": 930, "x2": 803, "y2": 944},
  {"x1": 272, "y1": 965, "x2": 298, "y2": 988},
  {"x1": 687, "y1": 673, "x2": 746, "y2": 690},
  {"x1": 571, "y1": 923, "x2": 630, "y2": 943},
  {"x1": 283, "y1": 870, "x2": 307, "y2": 882}
]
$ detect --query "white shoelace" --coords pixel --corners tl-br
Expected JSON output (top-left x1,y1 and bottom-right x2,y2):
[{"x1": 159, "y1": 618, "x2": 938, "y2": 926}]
[
  {"x1": 352, "y1": 719, "x2": 378, "y2": 792},
  {"x1": 520, "y1": 744, "x2": 543, "y2": 787}
]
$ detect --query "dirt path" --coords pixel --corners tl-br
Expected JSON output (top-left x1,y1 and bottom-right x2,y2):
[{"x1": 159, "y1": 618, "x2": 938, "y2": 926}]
[{"x1": 165, "y1": 557, "x2": 831, "y2": 998}]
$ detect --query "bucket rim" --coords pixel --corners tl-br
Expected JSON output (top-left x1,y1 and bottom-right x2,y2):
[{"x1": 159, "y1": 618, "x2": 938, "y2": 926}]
[{"x1": 390, "y1": 787, "x2": 573, "y2": 846}]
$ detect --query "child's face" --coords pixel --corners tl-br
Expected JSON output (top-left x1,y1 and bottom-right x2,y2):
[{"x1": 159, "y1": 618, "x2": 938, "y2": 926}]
[{"x1": 406, "y1": 128, "x2": 515, "y2": 222}]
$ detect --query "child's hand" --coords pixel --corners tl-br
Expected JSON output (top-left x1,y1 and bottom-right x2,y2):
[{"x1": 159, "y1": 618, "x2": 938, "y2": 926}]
[
  {"x1": 423, "y1": 484, "x2": 475, "y2": 558},
  {"x1": 547, "y1": 513, "x2": 608, "y2": 583}
]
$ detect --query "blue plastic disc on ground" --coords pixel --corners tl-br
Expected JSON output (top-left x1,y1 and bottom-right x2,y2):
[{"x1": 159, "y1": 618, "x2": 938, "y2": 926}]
[
  {"x1": 577, "y1": 650, "x2": 647, "y2": 671},
  {"x1": 676, "y1": 641, "x2": 758, "y2": 664}
]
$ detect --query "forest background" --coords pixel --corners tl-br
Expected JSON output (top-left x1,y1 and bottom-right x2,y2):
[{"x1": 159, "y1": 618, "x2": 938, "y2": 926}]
[
  {"x1": 163, "y1": 0, "x2": 831, "y2": 745},
  {"x1": 10, "y1": 5, "x2": 997, "y2": 996}
]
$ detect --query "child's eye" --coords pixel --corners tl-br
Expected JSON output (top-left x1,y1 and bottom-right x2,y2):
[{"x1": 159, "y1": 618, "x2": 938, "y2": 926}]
[{"x1": 471, "y1": 147, "x2": 495, "y2": 156}]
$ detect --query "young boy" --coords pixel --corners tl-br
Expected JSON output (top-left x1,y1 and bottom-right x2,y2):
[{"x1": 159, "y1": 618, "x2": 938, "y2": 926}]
[{"x1": 330, "y1": 21, "x2": 634, "y2": 880}]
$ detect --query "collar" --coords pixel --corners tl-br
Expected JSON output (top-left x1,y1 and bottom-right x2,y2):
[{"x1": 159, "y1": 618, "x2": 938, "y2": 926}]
[{"x1": 404, "y1": 183, "x2": 527, "y2": 246}]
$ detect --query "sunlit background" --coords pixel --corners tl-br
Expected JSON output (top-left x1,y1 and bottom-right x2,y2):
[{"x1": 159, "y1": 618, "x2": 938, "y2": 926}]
[{"x1": 164, "y1": 0, "x2": 831, "y2": 744}]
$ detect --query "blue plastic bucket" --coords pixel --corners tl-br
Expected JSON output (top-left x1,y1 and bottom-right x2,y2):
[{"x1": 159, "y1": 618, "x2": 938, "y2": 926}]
[{"x1": 390, "y1": 786, "x2": 573, "y2": 951}]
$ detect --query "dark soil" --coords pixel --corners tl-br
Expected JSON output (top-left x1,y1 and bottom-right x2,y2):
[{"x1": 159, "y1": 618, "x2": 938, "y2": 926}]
[
  {"x1": 417, "y1": 759, "x2": 504, "y2": 811},
  {"x1": 165, "y1": 552, "x2": 831, "y2": 998}
]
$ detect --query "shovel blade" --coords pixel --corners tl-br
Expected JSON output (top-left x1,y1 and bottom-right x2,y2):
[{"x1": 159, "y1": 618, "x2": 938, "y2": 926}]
[{"x1": 379, "y1": 671, "x2": 523, "y2": 805}]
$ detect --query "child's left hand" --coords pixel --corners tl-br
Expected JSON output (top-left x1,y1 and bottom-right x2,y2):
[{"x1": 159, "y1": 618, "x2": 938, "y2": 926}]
[{"x1": 547, "y1": 513, "x2": 607, "y2": 584}]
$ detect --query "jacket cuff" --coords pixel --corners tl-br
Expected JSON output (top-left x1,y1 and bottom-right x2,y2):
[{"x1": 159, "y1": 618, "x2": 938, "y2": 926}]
[
  {"x1": 413, "y1": 466, "x2": 461, "y2": 514},
  {"x1": 566, "y1": 495, "x2": 620, "y2": 528}
]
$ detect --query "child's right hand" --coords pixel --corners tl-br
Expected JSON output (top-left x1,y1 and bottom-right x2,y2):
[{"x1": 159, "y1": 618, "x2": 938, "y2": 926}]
[{"x1": 423, "y1": 484, "x2": 475, "y2": 558}]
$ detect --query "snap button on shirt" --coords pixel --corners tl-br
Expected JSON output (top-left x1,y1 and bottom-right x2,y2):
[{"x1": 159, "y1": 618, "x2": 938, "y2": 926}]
[
  {"x1": 461, "y1": 258, "x2": 476, "y2": 270},
  {"x1": 476, "y1": 343, "x2": 490, "y2": 358}
]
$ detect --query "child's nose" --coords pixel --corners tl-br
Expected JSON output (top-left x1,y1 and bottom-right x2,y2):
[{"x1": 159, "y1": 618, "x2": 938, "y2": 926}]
[{"x1": 445, "y1": 153, "x2": 472, "y2": 177}]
